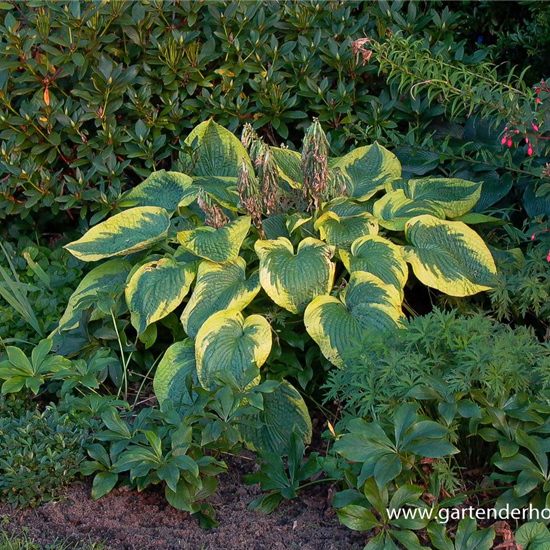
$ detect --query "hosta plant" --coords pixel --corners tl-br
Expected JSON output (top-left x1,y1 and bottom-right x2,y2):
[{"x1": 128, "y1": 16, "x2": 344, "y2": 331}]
[{"x1": 57, "y1": 119, "x2": 499, "y2": 454}]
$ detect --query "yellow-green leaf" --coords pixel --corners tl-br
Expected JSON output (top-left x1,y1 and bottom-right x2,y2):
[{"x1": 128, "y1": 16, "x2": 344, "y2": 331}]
[
  {"x1": 314, "y1": 211, "x2": 378, "y2": 250},
  {"x1": 330, "y1": 143, "x2": 401, "y2": 201},
  {"x1": 185, "y1": 120, "x2": 253, "y2": 209},
  {"x1": 342, "y1": 235, "x2": 408, "y2": 297},
  {"x1": 195, "y1": 309, "x2": 272, "y2": 390},
  {"x1": 255, "y1": 237, "x2": 335, "y2": 314},
  {"x1": 177, "y1": 216, "x2": 251, "y2": 263},
  {"x1": 153, "y1": 339, "x2": 197, "y2": 409},
  {"x1": 241, "y1": 381, "x2": 312, "y2": 454},
  {"x1": 305, "y1": 272, "x2": 404, "y2": 367},
  {"x1": 119, "y1": 170, "x2": 195, "y2": 213},
  {"x1": 403, "y1": 215, "x2": 497, "y2": 297},
  {"x1": 373, "y1": 189, "x2": 445, "y2": 231},
  {"x1": 126, "y1": 258, "x2": 197, "y2": 334},
  {"x1": 391, "y1": 177, "x2": 482, "y2": 218},
  {"x1": 181, "y1": 258, "x2": 261, "y2": 339},
  {"x1": 57, "y1": 259, "x2": 132, "y2": 332},
  {"x1": 65, "y1": 206, "x2": 170, "y2": 262}
]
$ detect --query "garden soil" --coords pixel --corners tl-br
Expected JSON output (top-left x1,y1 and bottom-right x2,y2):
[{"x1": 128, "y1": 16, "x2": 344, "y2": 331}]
[{"x1": 0, "y1": 454, "x2": 364, "y2": 550}]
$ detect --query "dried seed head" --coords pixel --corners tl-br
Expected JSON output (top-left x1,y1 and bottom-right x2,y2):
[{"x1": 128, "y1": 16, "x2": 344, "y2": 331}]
[
  {"x1": 302, "y1": 118, "x2": 329, "y2": 210},
  {"x1": 237, "y1": 157, "x2": 263, "y2": 232},
  {"x1": 256, "y1": 146, "x2": 280, "y2": 216},
  {"x1": 198, "y1": 189, "x2": 229, "y2": 229}
]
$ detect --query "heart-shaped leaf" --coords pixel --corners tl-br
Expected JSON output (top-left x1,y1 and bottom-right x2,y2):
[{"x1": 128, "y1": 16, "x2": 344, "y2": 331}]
[
  {"x1": 373, "y1": 189, "x2": 445, "y2": 230},
  {"x1": 184, "y1": 119, "x2": 253, "y2": 208},
  {"x1": 153, "y1": 339, "x2": 197, "y2": 409},
  {"x1": 404, "y1": 215, "x2": 497, "y2": 297},
  {"x1": 126, "y1": 258, "x2": 197, "y2": 334},
  {"x1": 177, "y1": 216, "x2": 251, "y2": 263},
  {"x1": 340, "y1": 235, "x2": 408, "y2": 297},
  {"x1": 305, "y1": 272, "x2": 404, "y2": 367},
  {"x1": 255, "y1": 237, "x2": 335, "y2": 314},
  {"x1": 330, "y1": 142, "x2": 401, "y2": 201},
  {"x1": 240, "y1": 381, "x2": 312, "y2": 454},
  {"x1": 120, "y1": 170, "x2": 195, "y2": 213},
  {"x1": 390, "y1": 177, "x2": 482, "y2": 218},
  {"x1": 314, "y1": 211, "x2": 378, "y2": 250},
  {"x1": 195, "y1": 309, "x2": 272, "y2": 390},
  {"x1": 181, "y1": 258, "x2": 261, "y2": 338},
  {"x1": 65, "y1": 206, "x2": 170, "y2": 262}
]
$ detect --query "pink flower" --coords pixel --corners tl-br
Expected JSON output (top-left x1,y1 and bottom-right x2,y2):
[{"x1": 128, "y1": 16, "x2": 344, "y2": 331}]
[
  {"x1": 532, "y1": 123, "x2": 539, "y2": 132},
  {"x1": 531, "y1": 234, "x2": 536, "y2": 240},
  {"x1": 507, "y1": 139, "x2": 513, "y2": 147},
  {"x1": 546, "y1": 251, "x2": 550, "y2": 262},
  {"x1": 528, "y1": 145, "x2": 533, "y2": 156},
  {"x1": 501, "y1": 137, "x2": 507, "y2": 145}
]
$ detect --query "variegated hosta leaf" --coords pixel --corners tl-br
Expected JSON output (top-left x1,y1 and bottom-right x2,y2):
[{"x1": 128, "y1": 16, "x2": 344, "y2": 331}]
[
  {"x1": 270, "y1": 147, "x2": 303, "y2": 189},
  {"x1": 341, "y1": 235, "x2": 408, "y2": 298},
  {"x1": 57, "y1": 259, "x2": 132, "y2": 331},
  {"x1": 404, "y1": 215, "x2": 497, "y2": 297},
  {"x1": 65, "y1": 206, "x2": 170, "y2": 262},
  {"x1": 177, "y1": 216, "x2": 251, "y2": 263},
  {"x1": 323, "y1": 197, "x2": 373, "y2": 217},
  {"x1": 390, "y1": 177, "x2": 482, "y2": 218},
  {"x1": 314, "y1": 211, "x2": 378, "y2": 250},
  {"x1": 254, "y1": 237, "x2": 335, "y2": 314},
  {"x1": 241, "y1": 381, "x2": 312, "y2": 455},
  {"x1": 181, "y1": 258, "x2": 261, "y2": 339},
  {"x1": 286, "y1": 213, "x2": 312, "y2": 235},
  {"x1": 119, "y1": 170, "x2": 195, "y2": 213},
  {"x1": 184, "y1": 120, "x2": 253, "y2": 208},
  {"x1": 153, "y1": 339, "x2": 197, "y2": 409},
  {"x1": 195, "y1": 309, "x2": 272, "y2": 390},
  {"x1": 126, "y1": 258, "x2": 197, "y2": 334},
  {"x1": 262, "y1": 214, "x2": 290, "y2": 240},
  {"x1": 373, "y1": 189, "x2": 445, "y2": 231},
  {"x1": 329, "y1": 142, "x2": 401, "y2": 201},
  {"x1": 304, "y1": 272, "x2": 404, "y2": 367}
]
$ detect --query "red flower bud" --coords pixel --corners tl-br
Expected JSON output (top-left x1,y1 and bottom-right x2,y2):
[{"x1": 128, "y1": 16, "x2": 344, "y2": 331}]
[
  {"x1": 546, "y1": 251, "x2": 550, "y2": 262},
  {"x1": 531, "y1": 234, "x2": 536, "y2": 241},
  {"x1": 507, "y1": 139, "x2": 513, "y2": 147},
  {"x1": 528, "y1": 145, "x2": 533, "y2": 156},
  {"x1": 501, "y1": 137, "x2": 507, "y2": 145},
  {"x1": 532, "y1": 123, "x2": 539, "y2": 132}
]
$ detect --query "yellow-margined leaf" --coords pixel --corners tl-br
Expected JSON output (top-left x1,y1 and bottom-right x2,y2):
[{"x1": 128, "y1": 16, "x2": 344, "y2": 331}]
[
  {"x1": 126, "y1": 258, "x2": 197, "y2": 334},
  {"x1": 195, "y1": 309, "x2": 272, "y2": 390},
  {"x1": 314, "y1": 211, "x2": 378, "y2": 250},
  {"x1": 57, "y1": 259, "x2": 132, "y2": 332},
  {"x1": 241, "y1": 381, "x2": 312, "y2": 454},
  {"x1": 329, "y1": 142, "x2": 401, "y2": 201},
  {"x1": 119, "y1": 170, "x2": 195, "y2": 213},
  {"x1": 341, "y1": 235, "x2": 408, "y2": 298},
  {"x1": 403, "y1": 215, "x2": 497, "y2": 297},
  {"x1": 255, "y1": 237, "x2": 335, "y2": 314},
  {"x1": 373, "y1": 189, "x2": 445, "y2": 231},
  {"x1": 181, "y1": 258, "x2": 260, "y2": 338},
  {"x1": 177, "y1": 216, "x2": 251, "y2": 263},
  {"x1": 153, "y1": 339, "x2": 197, "y2": 409},
  {"x1": 305, "y1": 272, "x2": 404, "y2": 367},
  {"x1": 65, "y1": 206, "x2": 170, "y2": 262}
]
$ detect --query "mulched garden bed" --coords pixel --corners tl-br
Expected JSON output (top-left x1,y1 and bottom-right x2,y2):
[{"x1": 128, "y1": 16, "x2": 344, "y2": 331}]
[{"x1": 0, "y1": 455, "x2": 364, "y2": 550}]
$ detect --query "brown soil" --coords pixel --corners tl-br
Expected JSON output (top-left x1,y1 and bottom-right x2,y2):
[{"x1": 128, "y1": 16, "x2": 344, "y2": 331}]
[{"x1": 0, "y1": 455, "x2": 365, "y2": 550}]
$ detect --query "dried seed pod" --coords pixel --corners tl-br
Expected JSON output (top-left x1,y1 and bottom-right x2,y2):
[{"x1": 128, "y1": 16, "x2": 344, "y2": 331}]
[{"x1": 302, "y1": 118, "x2": 329, "y2": 210}]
